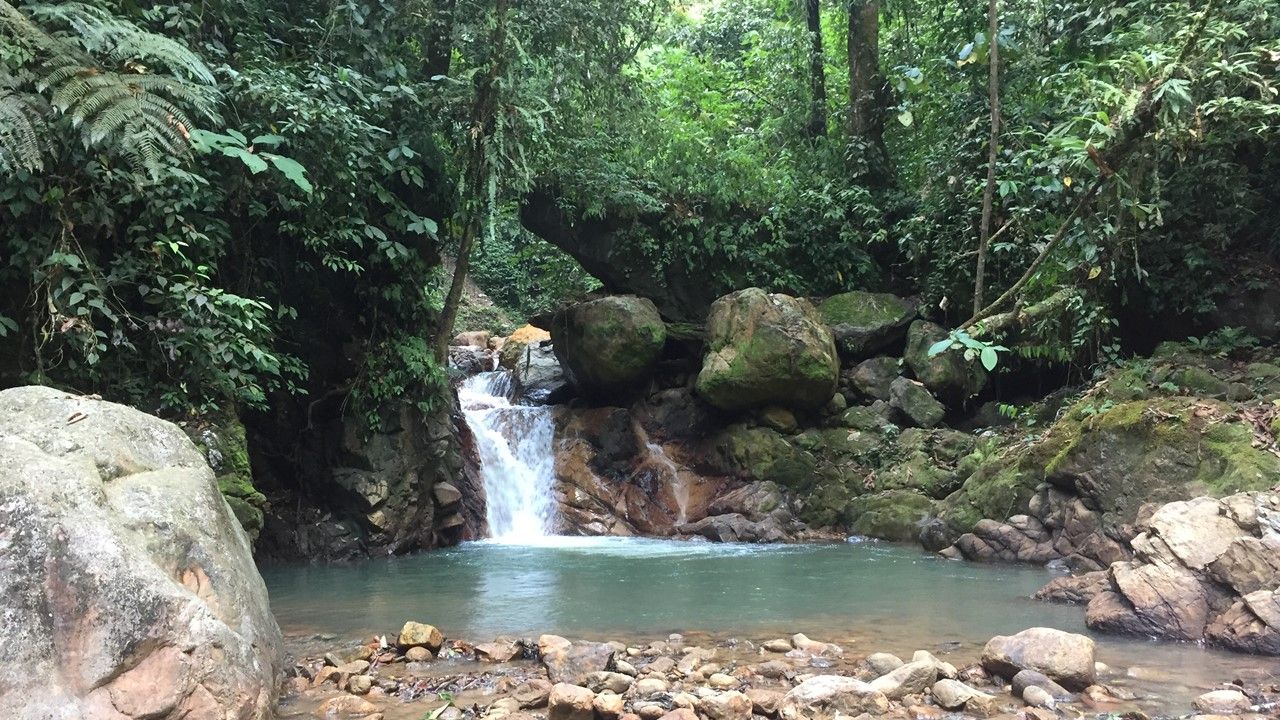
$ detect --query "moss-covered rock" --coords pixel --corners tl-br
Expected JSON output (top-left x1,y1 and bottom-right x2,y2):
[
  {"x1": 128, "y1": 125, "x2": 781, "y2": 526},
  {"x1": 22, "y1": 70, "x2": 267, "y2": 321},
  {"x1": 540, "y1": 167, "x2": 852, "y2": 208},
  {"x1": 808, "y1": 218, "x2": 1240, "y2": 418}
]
[
  {"x1": 847, "y1": 490, "x2": 937, "y2": 541},
  {"x1": 903, "y1": 320, "x2": 987, "y2": 399},
  {"x1": 875, "y1": 429, "x2": 978, "y2": 499},
  {"x1": 551, "y1": 296, "x2": 666, "y2": 400},
  {"x1": 889, "y1": 377, "x2": 946, "y2": 428},
  {"x1": 713, "y1": 424, "x2": 817, "y2": 488},
  {"x1": 192, "y1": 418, "x2": 267, "y2": 541},
  {"x1": 696, "y1": 288, "x2": 839, "y2": 411},
  {"x1": 847, "y1": 356, "x2": 901, "y2": 401},
  {"x1": 818, "y1": 291, "x2": 916, "y2": 359}
]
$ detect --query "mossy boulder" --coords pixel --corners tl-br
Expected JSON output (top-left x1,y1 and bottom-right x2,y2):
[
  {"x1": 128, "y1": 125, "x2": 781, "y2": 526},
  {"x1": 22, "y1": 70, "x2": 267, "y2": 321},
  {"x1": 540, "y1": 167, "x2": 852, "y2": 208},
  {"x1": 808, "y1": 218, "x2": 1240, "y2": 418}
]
[
  {"x1": 696, "y1": 288, "x2": 839, "y2": 412},
  {"x1": 889, "y1": 377, "x2": 946, "y2": 428},
  {"x1": 192, "y1": 418, "x2": 267, "y2": 541},
  {"x1": 818, "y1": 291, "x2": 916, "y2": 359},
  {"x1": 712, "y1": 424, "x2": 817, "y2": 488},
  {"x1": 551, "y1": 296, "x2": 666, "y2": 400},
  {"x1": 847, "y1": 490, "x2": 937, "y2": 541},
  {"x1": 939, "y1": 394, "x2": 1280, "y2": 543},
  {"x1": 903, "y1": 320, "x2": 987, "y2": 399},
  {"x1": 848, "y1": 356, "x2": 901, "y2": 401},
  {"x1": 875, "y1": 429, "x2": 978, "y2": 499}
]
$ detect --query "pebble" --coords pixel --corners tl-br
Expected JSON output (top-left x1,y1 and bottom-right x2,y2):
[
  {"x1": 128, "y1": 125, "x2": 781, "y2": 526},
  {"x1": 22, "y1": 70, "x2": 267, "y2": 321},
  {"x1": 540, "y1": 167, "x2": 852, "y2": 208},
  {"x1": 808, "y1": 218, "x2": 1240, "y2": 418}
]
[
  {"x1": 708, "y1": 672, "x2": 738, "y2": 690},
  {"x1": 762, "y1": 638, "x2": 792, "y2": 653}
]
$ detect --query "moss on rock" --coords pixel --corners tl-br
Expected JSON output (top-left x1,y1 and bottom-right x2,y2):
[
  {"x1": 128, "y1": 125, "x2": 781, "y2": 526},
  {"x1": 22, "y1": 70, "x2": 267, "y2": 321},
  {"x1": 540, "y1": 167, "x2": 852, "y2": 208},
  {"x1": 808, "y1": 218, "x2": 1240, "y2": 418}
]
[
  {"x1": 847, "y1": 490, "x2": 937, "y2": 541},
  {"x1": 818, "y1": 291, "x2": 916, "y2": 359},
  {"x1": 551, "y1": 296, "x2": 666, "y2": 400}
]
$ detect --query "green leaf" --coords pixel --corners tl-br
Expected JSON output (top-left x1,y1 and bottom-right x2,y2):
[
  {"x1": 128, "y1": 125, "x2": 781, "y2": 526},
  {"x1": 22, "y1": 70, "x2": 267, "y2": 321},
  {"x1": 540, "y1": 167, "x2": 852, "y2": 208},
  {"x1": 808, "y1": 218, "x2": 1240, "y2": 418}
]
[
  {"x1": 980, "y1": 347, "x2": 998, "y2": 371},
  {"x1": 264, "y1": 154, "x2": 314, "y2": 194},
  {"x1": 251, "y1": 134, "x2": 285, "y2": 147},
  {"x1": 897, "y1": 110, "x2": 914, "y2": 127},
  {"x1": 927, "y1": 338, "x2": 953, "y2": 357},
  {"x1": 224, "y1": 147, "x2": 269, "y2": 174}
]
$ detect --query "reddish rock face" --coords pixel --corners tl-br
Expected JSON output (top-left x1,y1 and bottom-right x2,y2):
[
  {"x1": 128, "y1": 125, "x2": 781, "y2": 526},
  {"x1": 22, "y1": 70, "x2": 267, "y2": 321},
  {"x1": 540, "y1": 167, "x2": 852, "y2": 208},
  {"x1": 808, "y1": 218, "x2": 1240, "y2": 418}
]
[{"x1": 0, "y1": 386, "x2": 283, "y2": 720}]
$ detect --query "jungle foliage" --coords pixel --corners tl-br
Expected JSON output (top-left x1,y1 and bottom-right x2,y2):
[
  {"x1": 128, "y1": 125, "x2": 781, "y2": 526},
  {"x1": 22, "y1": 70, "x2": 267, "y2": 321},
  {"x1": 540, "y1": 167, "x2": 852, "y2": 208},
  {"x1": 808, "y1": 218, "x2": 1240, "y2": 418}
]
[{"x1": 1, "y1": 0, "x2": 1278, "y2": 417}]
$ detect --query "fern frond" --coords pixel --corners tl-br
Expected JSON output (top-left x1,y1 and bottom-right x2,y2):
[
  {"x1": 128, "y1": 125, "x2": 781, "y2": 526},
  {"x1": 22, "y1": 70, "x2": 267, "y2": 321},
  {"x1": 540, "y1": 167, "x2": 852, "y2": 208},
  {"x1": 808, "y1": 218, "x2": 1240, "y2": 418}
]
[
  {"x1": 24, "y1": 2, "x2": 214, "y2": 83},
  {"x1": 0, "y1": 89, "x2": 45, "y2": 174}
]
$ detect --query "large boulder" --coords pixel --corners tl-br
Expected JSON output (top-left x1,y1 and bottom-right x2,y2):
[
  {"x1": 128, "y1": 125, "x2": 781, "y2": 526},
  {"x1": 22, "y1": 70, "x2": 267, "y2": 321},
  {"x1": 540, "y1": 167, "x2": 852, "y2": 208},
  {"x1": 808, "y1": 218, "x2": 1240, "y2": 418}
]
[
  {"x1": 819, "y1": 291, "x2": 916, "y2": 359},
  {"x1": 0, "y1": 386, "x2": 283, "y2": 720},
  {"x1": 980, "y1": 627, "x2": 1096, "y2": 690},
  {"x1": 1079, "y1": 492, "x2": 1280, "y2": 654},
  {"x1": 500, "y1": 324, "x2": 552, "y2": 369},
  {"x1": 512, "y1": 342, "x2": 571, "y2": 403},
  {"x1": 696, "y1": 288, "x2": 839, "y2": 412},
  {"x1": 551, "y1": 296, "x2": 666, "y2": 400},
  {"x1": 903, "y1": 320, "x2": 987, "y2": 399},
  {"x1": 889, "y1": 377, "x2": 946, "y2": 428}
]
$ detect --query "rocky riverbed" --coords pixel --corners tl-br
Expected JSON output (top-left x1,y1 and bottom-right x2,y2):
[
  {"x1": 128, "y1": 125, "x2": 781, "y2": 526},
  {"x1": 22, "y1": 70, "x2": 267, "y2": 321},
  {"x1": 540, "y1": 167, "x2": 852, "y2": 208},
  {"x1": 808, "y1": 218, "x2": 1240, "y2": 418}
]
[{"x1": 279, "y1": 624, "x2": 1279, "y2": 720}]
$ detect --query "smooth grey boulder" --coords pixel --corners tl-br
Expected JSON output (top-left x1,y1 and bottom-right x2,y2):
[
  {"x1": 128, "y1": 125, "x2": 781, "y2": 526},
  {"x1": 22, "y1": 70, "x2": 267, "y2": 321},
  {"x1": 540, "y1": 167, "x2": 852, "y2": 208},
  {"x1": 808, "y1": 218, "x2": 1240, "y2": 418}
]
[{"x1": 0, "y1": 386, "x2": 283, "y2": 720}]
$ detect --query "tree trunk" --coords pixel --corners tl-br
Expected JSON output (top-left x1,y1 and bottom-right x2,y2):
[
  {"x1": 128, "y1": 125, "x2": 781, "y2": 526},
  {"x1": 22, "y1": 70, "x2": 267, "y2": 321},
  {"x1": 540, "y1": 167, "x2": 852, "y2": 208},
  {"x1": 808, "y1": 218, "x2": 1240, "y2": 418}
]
[
  {"x1": 805, "y1": 0, "x2": 827, "y2": 139},
  {"x1": 422, "y1": 0, "x2": 457, "y2": 78},
  {"x1": 434, "y1": 0, "x2": 510, "y2": 362},
  {"x1": 972, "y1": 0, "x2": 1000, "y2": 315},
  {"x1": 846, "y1": 0, "x2": 890, "y2": 181}
]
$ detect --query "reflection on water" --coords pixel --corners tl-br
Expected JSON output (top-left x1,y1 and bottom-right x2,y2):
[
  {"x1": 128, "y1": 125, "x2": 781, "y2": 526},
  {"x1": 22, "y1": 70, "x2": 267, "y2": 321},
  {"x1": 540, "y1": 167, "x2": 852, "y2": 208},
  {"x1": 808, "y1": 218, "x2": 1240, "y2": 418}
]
[{"x1": 263, "y1": 537, "x2": 1280, "y2": 710}]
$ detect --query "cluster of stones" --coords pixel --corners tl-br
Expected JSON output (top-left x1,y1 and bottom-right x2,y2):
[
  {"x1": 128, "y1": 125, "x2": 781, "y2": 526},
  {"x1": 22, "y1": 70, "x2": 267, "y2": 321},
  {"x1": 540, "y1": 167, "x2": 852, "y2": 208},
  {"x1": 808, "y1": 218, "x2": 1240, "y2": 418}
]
[{"x1": 281, "y1": 623, "x2": 1271, "y2": 720}]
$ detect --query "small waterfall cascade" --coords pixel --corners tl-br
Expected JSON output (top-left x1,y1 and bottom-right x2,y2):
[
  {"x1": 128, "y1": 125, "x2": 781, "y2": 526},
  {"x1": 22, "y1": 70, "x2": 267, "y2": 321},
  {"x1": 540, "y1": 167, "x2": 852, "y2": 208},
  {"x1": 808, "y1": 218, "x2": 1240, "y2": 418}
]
[
  {"x1": 644, "y1": 442, "x2": 691, "y2": 525},
  {"x1": 458, "y1": 370, "x2": 559, "y2": 540}
]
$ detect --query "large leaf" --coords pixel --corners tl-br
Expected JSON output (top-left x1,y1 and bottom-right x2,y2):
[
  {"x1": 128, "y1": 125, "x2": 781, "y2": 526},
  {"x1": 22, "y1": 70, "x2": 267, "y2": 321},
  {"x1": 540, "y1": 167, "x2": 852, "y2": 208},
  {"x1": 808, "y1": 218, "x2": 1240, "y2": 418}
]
[{"x1": 264, "y1": 153, "x2": 313, "y2": 194}]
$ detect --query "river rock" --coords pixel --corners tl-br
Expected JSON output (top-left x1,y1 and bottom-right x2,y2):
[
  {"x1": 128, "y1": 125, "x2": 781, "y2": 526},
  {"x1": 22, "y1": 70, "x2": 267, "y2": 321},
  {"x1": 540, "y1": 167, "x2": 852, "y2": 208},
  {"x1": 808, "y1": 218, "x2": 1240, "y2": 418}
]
[
  {"x1": 594, "y1": 691, "x2": 626, "y2": 720},
  {"x1": 866, "y1": 652, "x2": 904, "y2": 675},
  {"x1": 1082, "y1": 493, "x2": 1280, "y2": 653},
  {"x1": 541, "y1": 636, "x2": 616, "y2": 685},
  {"x1": 315, "y1": 695, "x2": 382, "y2": 718},
  {"x1": 868, "y1": 660, "x2": 937, "y2": 699},
  {"x1": 551, "y1": 296, "x2": 666, "y2": 400},
  {"x1": 514, "y1": 678, "x2": 553, "y2": 708},
  {"x1": 1192, "y1": 689, "x2": 1251, "y2": 714},
  {"x1": 1011, "y1": 670, "x2": 1071, "y2": 700},
  {"x1": 930, "y1": 679, "x2": 993, "y2": 712},
  {"x1": 399, "y1": 621, "x2": 445, "y2": 651},
  {"x1": 699, "y1": 690, "x2": 753, "y2": 720},
  {"x1": 549, "y1": 683, "x2": 596, "y2": 720},
  {"x1": 586, "y1": 671, "x2": 634, "y2": 694},
  {"x1": 818, "y1": 291, "x2": 916, "y2": 359},
  {"x1": 889, "y1": 377, "x2": 946, "y2": 428},
  {"x1": 903, "y1": 320, "x2": 987, "y2": 399},
  {"x1": 477, "y1": 639, "x2": 522, "y2": 663},
  {"x1": 1022, "y1": 685, "x2": 1057, "y2": 709},
  {"x1": 500, "y1": 324, "x2": 552, "y2": 368},
  {"x1": 0, "y1": 386, "x2": 283, "y2": 720},
  {"x1": 696, "y1": 288, "x2": 839, "y2": 412},
  {"x1": 746, "y1": 688, "x2": 784, "y2": 715},
  {"x1": 981, "y1": 628, "x2": 1096, "y2": 690},
  {"x1": 779, "y1": 675, "x2": 889, "y2": 720},
  {"x1": 406, "y1": 646, "x2": 435, "y2": 662}
]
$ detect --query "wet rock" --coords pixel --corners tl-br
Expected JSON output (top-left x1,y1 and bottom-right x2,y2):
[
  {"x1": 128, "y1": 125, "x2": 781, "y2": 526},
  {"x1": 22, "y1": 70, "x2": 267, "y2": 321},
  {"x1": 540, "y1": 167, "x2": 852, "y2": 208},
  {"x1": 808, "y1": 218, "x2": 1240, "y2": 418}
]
[
  {"x1": 757, "y1": 660, "x2": 792, "y2": 679},
  {"x1": 315, "y1": 696, "x2": 383, "y2": 718},
  {"x1": 847, "y1": 490, "x2": 937, "y2": 542},
  {"x1": 1011, "y1": 670, "x2": 1070, "y2": 700},
  {"x1": 399, "y1": 622, "x2": 444, "y2": 651},
  {"x1": 348, "y1": 674, "x2": 373, "y2": 694},
  {"x1": 0, "y1": 387, "x2": 283, "y2": 720},
  {"x1": 1022, "y1": 685, "x2": 1057, "y2": 709},
  {"x1": 586, "y1": 671, "x2": 634, "y2": 695},
  {"x1": 779, "y1": 675, "x2": 889, "y2": 720},
  {"x1": 1034, "y1": 571, "x2": 1109, "y2": 605},
  {"x1": 700, "y1": 691, "x2": 753, "y2": 720},
  {"x1": 594, "y1": 692, "x2": 626, "y2": 720},
  {"x1": 746, "y1": 688, "x2": 784, "y2": 716},
  {"x1": 903, "y1": 320, "x2": 988, "y2": 399},
  {"x1": 818, "y1": 291, "x2": 916, "y2": 359},
  {"x1": 510, "y1": 342, "x2": 570, "y2": 403},
  {"x1": 514, "y1": 678, "x2": 553, "y2": 709},
  {"x1": 791, "y1": 633, "x2": 842, "y2": 656},
  {"x1": 540, "y1": 636, "x2": 616, "y2": 685},
  {"x1": 548, "y1": 683, "x2": 595, "y2": 720},
  {"x1": 868, "y1": 660, "x2": 937, "y2": 699},
  {"x1": 499, "y1": 325, "x2": 551, "y2": 368},
  {"x1": 930, "y1": 679, "x2": 989, "y2": 711},
  {"x1": 552, "y1": 296, "x2": 666, "y2": 401},
  {"x1": 477, "y1": 639, "x2": 522, "y2": 663},
  {"x1": 405, "y1": 646, "x2": 435, "y2": 662},
  {"x1": 981, "y1": 628, "x2": 1096, "y2": 690},
  {"x1": 1192, "y1": 689, "x2": 1251, "y2": 714},
  {"x1": 889, "y1": 377, "x2": 946, "y2": 428},
  {"x1": 696, "y1": 288, "x2": 839, "y2": 412}
]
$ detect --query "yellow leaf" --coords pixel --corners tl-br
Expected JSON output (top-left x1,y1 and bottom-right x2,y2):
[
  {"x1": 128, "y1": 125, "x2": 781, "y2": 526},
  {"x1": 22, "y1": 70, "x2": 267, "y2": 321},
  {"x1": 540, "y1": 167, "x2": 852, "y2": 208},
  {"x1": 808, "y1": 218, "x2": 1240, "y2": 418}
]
[
  {"x1": 1063, "y1": 175, "x2": 1073, "y2": 187},
  {"x1": 1088, "y1": 266, "x2": 1102, "y2": 280}
]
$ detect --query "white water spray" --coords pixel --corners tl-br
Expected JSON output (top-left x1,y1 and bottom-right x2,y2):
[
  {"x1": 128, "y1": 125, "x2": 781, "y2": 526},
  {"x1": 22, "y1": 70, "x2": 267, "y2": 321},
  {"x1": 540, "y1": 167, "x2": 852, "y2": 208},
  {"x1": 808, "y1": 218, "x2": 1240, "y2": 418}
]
[{"x1": 458, "y1": 371, "x2": 559, "y2": 540}]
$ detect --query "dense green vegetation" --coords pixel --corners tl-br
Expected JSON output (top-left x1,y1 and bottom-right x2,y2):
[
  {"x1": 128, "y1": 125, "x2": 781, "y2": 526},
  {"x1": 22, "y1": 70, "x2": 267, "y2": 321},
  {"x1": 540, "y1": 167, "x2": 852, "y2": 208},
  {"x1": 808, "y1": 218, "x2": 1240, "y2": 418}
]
[{"x1": 1, "y1": 0, "x2": 1277, "y2": 419}]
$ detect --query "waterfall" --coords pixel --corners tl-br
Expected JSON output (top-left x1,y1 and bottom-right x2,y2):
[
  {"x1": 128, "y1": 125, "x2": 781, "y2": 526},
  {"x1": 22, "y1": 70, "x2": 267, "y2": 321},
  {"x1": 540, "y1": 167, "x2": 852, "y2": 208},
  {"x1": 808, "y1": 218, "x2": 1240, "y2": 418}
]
[
  {"x1": 458, "y1": 371, "x2": 558, "y2": 540},
  {"x1": 645, "y1": 442, "x2": 690, "y2": 525}
]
